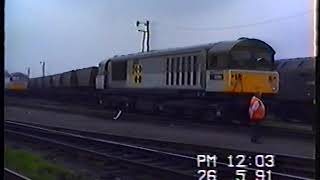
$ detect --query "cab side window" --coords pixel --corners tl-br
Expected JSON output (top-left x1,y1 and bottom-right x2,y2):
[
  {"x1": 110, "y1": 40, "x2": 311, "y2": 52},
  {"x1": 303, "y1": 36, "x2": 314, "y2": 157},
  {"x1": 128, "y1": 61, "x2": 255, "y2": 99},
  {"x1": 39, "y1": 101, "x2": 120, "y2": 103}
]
[
  {"x1": 217, "y1": 55, "x2": 229, "y2": 68},
  {"x1": 207, "y1": 55, "x2": 218, "y2": 69},
  {"x1": 207, "y1": 54, "x2": 229, "y2": 70}
]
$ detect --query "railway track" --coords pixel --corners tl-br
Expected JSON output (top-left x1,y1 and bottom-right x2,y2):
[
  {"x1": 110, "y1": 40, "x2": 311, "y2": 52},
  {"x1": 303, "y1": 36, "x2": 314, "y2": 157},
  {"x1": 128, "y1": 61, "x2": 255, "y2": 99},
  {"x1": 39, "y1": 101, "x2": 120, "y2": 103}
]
[
  {"x1": 5, "y1": 95, "x2": 314, "y2": 139},
  {"x1": 5, "y1": 120, "x2": 315, "y2": 180},
  {"x1": 4, "y1": 168, "x2": 32, "y2": 180},
  {"x1": 6, "y1": 90, "x2": 312, "y2": 124}
]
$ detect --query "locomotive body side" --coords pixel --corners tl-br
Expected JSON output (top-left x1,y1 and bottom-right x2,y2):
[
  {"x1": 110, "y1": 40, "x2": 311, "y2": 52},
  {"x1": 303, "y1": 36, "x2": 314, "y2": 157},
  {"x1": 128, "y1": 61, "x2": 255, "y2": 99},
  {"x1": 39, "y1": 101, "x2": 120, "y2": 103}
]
[
  {"x1": 96, "y1": 38, "x2": 279, "y2": 121},
  {"x1": 108, "y1": 50, "x2": 206, "y2": 90},
  {"x1": 100, "y1": 38, "x2": 279, "y2": 95}
]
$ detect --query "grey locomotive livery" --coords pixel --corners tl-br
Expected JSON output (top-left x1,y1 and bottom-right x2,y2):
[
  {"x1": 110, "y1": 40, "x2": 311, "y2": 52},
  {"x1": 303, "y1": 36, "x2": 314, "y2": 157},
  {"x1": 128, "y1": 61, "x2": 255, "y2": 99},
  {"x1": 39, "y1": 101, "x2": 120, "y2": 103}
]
[
  {"x1": 96, "y1": 37, "x2": 278, "y2": 93},
  {"x1": 93, "y1": 38, "x2": 279, "y2": 121}
]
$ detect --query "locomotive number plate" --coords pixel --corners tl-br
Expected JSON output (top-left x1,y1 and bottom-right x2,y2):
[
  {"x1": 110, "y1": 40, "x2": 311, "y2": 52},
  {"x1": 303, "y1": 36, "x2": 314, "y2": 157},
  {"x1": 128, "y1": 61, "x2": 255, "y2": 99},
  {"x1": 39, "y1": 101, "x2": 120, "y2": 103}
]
[{"x1": 210, "y1": 73, "x2": 224, "y2": 80}]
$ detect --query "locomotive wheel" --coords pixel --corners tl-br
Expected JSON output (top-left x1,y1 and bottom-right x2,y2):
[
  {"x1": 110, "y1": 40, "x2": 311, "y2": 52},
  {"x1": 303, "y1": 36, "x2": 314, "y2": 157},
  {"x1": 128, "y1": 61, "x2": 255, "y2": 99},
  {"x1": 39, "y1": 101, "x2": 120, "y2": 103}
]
[
  {"x1": 202, "y1": 110, "x2": 215, "y2": 122},
  {"x1": 153, "y1": 104, "x2": 164, "y2": 114},
  {"x1": 124, "y1": 101, "x2": 136, "y2": 113},
  {"x1": 202, "y1": 109, "x2": 222, "y2": 122}
]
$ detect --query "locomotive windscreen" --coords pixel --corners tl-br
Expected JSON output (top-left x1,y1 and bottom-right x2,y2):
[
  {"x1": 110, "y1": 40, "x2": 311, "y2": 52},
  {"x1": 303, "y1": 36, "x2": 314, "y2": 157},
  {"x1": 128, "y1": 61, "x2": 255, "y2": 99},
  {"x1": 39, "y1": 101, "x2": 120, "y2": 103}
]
[{"x1": 230, "y1": 50, "x2": 273, "y2": 70}]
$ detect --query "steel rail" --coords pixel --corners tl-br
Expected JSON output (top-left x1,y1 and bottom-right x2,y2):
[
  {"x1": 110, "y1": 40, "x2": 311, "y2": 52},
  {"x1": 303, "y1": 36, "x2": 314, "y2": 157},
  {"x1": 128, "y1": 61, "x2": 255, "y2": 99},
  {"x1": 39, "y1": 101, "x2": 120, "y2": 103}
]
[
  {"x1": 5, "y1": 120, "x2": 315, "y2": 180},
  {"x1": 4, "y1": 168, "x2": 32, "y2": 180},
  {"x1": 4, "y1": 98, "x2": 314, "y2": 138}
]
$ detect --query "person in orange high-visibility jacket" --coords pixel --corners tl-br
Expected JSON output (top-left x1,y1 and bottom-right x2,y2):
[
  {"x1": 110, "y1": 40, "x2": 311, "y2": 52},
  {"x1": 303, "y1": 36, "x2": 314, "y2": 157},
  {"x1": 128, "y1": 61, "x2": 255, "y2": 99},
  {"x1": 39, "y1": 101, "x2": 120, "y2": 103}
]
[{"x1": 249, "y1": 92, "x2": 266, "y2": 144}]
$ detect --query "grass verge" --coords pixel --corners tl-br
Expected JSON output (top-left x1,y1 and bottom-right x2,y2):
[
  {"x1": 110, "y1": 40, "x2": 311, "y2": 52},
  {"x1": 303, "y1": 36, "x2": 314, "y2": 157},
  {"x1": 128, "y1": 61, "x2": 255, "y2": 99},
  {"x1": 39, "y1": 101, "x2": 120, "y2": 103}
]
[{"x1": 4, "y1": 145, "x2": 82, "y2": 180}]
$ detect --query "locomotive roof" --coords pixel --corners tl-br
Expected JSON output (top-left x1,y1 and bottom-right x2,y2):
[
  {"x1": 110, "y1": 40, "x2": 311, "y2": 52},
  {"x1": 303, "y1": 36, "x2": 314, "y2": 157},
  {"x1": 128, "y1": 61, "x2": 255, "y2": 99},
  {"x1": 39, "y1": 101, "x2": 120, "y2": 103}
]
[
  {"x1": 11, "y1": 72, "x2": 29, "y2": 79},
  {"x1": 107, "y1": 37, "x2": 275, "y2": 62}
]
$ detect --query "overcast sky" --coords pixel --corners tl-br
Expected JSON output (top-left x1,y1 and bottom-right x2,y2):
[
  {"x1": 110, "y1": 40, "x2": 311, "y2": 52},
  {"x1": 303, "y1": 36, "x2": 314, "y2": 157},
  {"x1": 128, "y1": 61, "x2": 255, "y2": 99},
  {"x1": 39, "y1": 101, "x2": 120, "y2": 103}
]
[{"x1": 5, "y1": 0, "x2": 315, "y2": 77}]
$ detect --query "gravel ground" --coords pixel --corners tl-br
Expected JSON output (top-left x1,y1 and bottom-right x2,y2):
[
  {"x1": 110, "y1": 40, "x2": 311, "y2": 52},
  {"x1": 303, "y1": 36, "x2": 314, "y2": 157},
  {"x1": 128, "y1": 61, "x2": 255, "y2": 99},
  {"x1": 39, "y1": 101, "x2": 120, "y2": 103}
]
[{"x1": 4, "y1": 105, "x2": 315, "y2": 159}]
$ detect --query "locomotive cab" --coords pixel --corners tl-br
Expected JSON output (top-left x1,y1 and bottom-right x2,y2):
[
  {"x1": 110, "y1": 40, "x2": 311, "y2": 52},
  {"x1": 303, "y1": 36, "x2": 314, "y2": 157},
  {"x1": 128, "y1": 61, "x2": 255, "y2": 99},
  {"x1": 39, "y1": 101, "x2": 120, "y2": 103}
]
[
  {"x1": 6, "y1": 72, "x2": 29, "y2": 91},
  {"x1": 206, "y1": 38, "x2": 279, "y2": 95},
  {"x1": 96, "y1": 59, "x2": 111, "y2": 89}
]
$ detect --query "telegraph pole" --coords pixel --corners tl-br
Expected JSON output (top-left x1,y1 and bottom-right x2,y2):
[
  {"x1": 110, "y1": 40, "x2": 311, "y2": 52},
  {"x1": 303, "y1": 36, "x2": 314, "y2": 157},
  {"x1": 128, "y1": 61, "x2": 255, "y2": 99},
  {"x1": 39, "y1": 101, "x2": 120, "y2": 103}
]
[
  {"x1": 40, "y1": 61, "x2": 45, "y2": 77},
  {"x1": 136, "y1": 20, "x2": 150, "y2": 52},
  {"x1": 27, "y1": 67, "x2": 30, "y2": 78},
  {"x1": 139, "y1": 29, "x2": 146, "y2": 52},
  {"x1": 146, "y1": 20, "x2": 150, "y2": 52}
]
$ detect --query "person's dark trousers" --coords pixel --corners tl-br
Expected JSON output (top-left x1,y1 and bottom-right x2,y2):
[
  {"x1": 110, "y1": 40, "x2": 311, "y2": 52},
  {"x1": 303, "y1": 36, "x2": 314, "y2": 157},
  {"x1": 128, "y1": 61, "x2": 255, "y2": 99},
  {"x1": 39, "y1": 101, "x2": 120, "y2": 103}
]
[{"x1": 250, "y1": 121, "x2": 262, "y2": 143}]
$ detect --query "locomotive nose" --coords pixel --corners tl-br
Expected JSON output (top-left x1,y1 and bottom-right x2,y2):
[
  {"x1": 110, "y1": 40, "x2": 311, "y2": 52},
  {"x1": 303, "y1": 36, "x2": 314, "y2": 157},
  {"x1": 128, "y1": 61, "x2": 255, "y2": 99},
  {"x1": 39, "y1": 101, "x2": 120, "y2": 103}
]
[{"x1": 226, "y1": 70, "x2": 279, "y2": 94}]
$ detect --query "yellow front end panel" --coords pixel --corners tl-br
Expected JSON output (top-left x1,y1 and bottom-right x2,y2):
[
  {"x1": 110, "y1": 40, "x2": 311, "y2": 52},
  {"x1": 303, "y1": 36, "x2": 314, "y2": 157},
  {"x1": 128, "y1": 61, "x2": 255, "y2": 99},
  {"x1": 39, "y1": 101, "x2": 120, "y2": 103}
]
[
  {"x1": 223, "y1": 70, "x2": 279, "y2": 94},
  {"x1": 8, "y1": 83, "x2": 28, "y2": 91}
]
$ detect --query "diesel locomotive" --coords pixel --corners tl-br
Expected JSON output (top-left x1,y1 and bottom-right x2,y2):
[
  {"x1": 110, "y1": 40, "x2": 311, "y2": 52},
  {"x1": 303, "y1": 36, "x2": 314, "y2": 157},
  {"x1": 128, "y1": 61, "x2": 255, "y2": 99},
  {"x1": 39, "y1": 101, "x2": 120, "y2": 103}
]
[
  {"x1": 27, "y1": 37, "x2": 279, "y2": 122},
  {"x1": 95, "y1": 37, "x2": 279, "y2": 121},
  {"x1": 5, "y1": 72, "x2": 29, "y2": 91}
]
